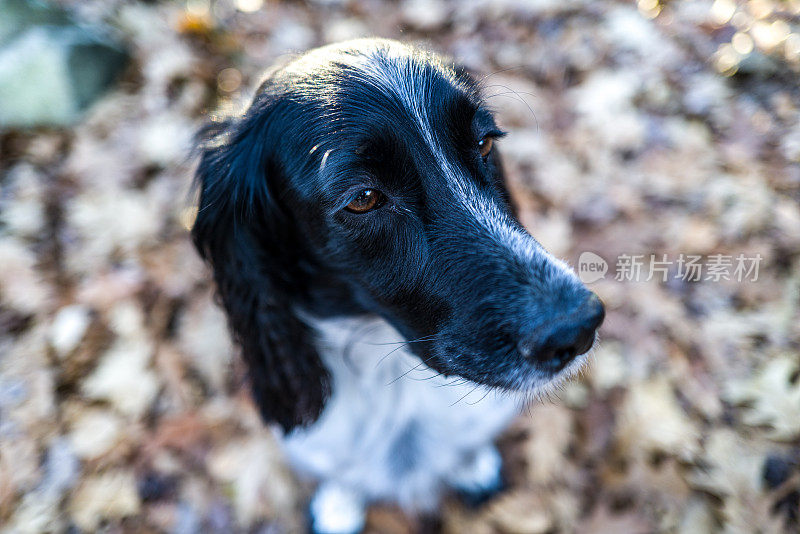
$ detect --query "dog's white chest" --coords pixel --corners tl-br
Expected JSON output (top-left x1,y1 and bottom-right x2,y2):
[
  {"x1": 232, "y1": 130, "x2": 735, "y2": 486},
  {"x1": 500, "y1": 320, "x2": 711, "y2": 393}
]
[{"x1": 280, "y1": 316, "x2": 520, "y2": 510}]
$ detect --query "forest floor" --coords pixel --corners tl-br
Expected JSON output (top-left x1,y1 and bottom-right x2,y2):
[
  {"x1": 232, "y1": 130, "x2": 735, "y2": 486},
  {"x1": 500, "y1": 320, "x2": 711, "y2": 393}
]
[{"x1": 1, "y1": 0, "x2": 799, "y2": 532}]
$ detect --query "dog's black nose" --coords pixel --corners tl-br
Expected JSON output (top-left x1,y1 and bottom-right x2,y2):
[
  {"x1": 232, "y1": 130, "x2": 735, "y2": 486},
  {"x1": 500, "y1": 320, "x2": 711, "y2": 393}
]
[{"x1": 518, "y1": 293, "x2": 605, "y2": 373}]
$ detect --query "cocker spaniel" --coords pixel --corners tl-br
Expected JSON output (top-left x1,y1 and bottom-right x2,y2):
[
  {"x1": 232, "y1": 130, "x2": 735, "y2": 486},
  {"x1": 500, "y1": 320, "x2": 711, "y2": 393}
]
[{"x1": 192, "y1": 38, "x2": 604, "y2": 534}]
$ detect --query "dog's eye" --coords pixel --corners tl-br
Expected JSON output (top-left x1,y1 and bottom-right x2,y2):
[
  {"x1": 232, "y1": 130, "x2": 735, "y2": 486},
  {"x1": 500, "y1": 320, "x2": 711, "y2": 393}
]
[
  {"x1": 478, "y1": 136, "x2": 494, "y2": 158},
  {"x1": 345, "y1": 189, "x2": 386, "y2": 213}
]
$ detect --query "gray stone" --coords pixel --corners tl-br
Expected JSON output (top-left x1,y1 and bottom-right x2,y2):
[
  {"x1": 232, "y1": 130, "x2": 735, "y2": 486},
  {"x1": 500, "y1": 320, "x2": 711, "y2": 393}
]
[
  {"x1": 0, "y1": 0, "x2": 128, "y2": 128},
  {"x1": 0, "y1": 0, "x2": 69, "y2": 43}
]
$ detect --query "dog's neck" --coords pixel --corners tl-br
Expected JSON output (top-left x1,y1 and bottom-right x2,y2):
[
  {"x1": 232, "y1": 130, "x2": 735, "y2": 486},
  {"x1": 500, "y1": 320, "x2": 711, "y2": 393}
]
[{"x1": 282, "y1": 313, "x2": 522, "y2": 511}]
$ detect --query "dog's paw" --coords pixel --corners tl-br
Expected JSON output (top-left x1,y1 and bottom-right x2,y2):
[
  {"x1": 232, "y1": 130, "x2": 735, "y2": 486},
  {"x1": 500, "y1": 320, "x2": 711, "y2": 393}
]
[
  {"x1": 309, "y1": 482, "x2": 366, "y2": 534},
  {"x1": 448, "y1": 445, "x2": 506, "y2": 508}
]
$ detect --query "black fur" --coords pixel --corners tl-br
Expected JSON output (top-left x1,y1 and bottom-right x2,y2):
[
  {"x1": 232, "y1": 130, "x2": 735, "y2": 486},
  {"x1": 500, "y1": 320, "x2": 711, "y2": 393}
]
[
  {"x1": 192, "y1": 109, "x2": 331, "y2": 430},
  {"x1": 192, "y1": 39, "x2": 603, "y2": 432}
]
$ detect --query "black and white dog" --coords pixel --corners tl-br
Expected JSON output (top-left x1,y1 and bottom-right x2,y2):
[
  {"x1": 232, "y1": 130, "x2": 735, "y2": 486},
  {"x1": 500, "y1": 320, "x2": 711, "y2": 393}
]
[{"x1": 192, "y1": 39, "x2": 604, "y2": 533}]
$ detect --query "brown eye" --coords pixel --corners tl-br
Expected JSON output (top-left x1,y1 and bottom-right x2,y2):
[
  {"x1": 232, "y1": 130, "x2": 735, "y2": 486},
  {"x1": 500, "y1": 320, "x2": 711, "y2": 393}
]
[
  {"x1": 478, "y1": 136, "x2": 493, "y2": 157},
  {"x1": 345, "y1": 189, "x2": 385, "y2": 213}
]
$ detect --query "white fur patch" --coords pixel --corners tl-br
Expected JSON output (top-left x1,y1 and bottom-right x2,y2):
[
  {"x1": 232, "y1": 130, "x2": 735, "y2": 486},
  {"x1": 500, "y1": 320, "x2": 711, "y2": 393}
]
[
  {"x1": 447, "y1": 444, "x2": 503, "y2": 493},
  {"x1": 281, "y1": 316, "x2": 520, "y2": 512},
  {"x1": 309, "y1": 482, "x2": 366, "y2": 534}
]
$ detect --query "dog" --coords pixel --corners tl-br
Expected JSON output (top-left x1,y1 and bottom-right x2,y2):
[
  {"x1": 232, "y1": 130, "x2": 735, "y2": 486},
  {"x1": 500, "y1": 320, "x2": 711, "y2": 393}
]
[{"x1": 191, "y1": 38, "x2": 604, "y2": 534}]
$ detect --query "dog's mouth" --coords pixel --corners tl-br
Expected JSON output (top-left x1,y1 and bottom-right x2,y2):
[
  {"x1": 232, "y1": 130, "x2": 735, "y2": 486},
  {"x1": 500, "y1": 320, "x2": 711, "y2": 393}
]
[
  {"x1": 410, "y1": 293, "x2": 605, "y2": 391},
  {"x1": 525, "y1": 330, "x2": 598, "y2": 376},
  {"x1": 422, "y1": 331, "x2": 599, "y2": 393}
]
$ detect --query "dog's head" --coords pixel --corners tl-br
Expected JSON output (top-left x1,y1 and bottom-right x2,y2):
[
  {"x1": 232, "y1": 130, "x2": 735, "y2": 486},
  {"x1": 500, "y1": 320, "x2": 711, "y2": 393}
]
[{"x1": 193, "y1": 39, "x2": 604, "y2": 431}]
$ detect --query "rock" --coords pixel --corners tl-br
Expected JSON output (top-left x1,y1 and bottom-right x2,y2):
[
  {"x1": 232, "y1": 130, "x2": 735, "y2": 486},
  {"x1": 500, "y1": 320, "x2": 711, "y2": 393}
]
[
  {"x1": 0, "y1": 0, "x2": 128, "y2": 128},
  {"x1": 0, "y1": 0, "x2": 68, "y2": 43}
]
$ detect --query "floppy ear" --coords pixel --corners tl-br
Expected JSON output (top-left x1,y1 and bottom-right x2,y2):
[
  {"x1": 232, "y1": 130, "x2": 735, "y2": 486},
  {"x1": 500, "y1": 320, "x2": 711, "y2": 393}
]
[{"x1": 191, "y1": 95, "x2": 330, "y2": 432}]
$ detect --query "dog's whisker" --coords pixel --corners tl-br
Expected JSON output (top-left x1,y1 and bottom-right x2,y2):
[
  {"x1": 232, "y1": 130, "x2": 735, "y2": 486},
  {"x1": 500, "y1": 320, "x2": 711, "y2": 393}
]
[
  {"x1": 374, "y1": 343, "x2": 412, "y2": 369},
  {"x1": 386, "y1": 361, "x2": 428, "y2": 385},
  {"x1": 466, "y1": 388, "x2": 492, "y2": 405},
  {"x1": 483, "y1": 84, "x2": 539, "y2": 130},
  {"x1": 450, "y1": 383, "x2": 481, "y2": 407},
  {"x1": 436, "y1": 377, "x2": 468, "y2": 388},
  {"x1": 373, "y1": 333, "x2": 441, "y2": 369},
  {"x1": 364, "y1": 334, "x2": 438, "y2": 346},
  {"x1": 477, "y1": 65, "x2": 527, "y2": 83},
  {"x1": 343, "y1": 321, "x2": 387, "y2": 372},
  {"x1": 482, "y1": 86, "x2": 541, "y2": 99},
  {"x1": 386, "y1": 350, "x2": 443, "y2": 385}
]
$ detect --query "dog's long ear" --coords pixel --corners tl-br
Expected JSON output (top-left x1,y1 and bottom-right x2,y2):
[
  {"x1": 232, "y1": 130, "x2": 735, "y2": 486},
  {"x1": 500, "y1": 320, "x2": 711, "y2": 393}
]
[{"x1": 191, "y1": 94, "x2": 330, "y2": 432}]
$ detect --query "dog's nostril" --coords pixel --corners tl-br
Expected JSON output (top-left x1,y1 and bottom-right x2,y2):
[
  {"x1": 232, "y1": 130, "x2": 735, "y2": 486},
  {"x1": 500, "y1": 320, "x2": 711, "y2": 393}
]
[
  {"x1": 550, "y1": 349, "x2": 575, "y2": 370},
  {"x1": 518, "y1": 292, "x2": 605, "y2": 372},
  {"x1": 582, "y1": 293, "x2": 606, "y2": 333}
]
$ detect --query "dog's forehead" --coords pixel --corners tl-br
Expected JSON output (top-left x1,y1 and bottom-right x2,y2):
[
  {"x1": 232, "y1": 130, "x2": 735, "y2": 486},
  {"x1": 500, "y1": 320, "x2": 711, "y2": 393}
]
[
  {"x1": 344, "y1": 45, "x2": 466, "y2": 101},
  {"x1": 287, "y1": 40, "x2": 479, "y2": 120},
  {"x1": 290, "y1": 39, "x2": 463, "y2": 85},
  {"x1": 282, "y1": 41, "x2": 502, "y2": 203}
]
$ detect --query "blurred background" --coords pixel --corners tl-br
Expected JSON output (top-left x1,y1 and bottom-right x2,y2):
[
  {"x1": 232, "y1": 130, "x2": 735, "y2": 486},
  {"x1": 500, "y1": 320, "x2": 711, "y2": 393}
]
[{"x1": 1, "y1": 0, "x2": 799, "y2": 532}]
